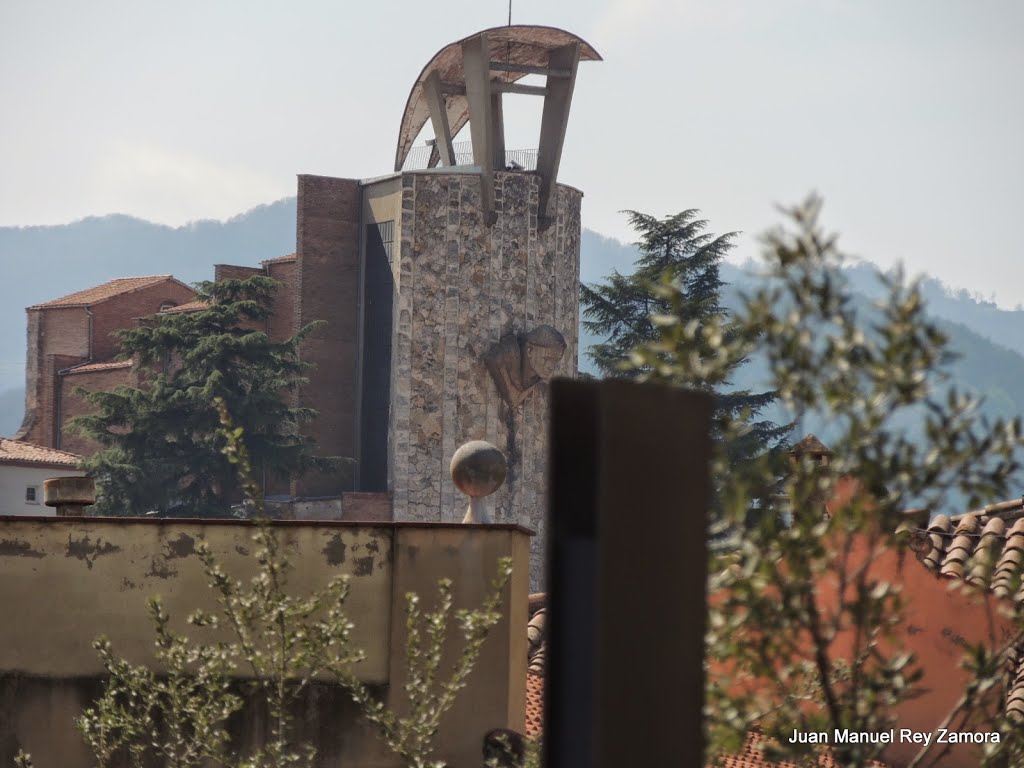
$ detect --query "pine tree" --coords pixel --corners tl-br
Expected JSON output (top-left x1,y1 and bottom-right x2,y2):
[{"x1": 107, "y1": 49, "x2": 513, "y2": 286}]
[
  {"x1": 70, "y1": 276, "x2": 338, "y2": 516},
  {"x1": 581, "y1": 209, "x2": 790, "y2": 467}
]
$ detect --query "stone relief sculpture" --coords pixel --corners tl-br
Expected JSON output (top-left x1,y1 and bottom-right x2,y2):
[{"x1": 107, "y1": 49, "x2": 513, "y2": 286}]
[{"x1": 483, "y1": 324, "x2": 567, "y2": 408}]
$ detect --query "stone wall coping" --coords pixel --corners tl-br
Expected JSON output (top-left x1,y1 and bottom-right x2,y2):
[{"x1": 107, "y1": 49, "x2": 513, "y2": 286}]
[
  {"x1": 0, "y1": 514, "x2": 535, "y2": 535},
  {"x1": 359, "y1": 172, "x2": 404, "y2": 186},
  {"x1": 359, "y1": 169, "x2": 583, "y2": 196},
  {"x1": 404, "y1": 165, "x2": 485, "y2": 176}
]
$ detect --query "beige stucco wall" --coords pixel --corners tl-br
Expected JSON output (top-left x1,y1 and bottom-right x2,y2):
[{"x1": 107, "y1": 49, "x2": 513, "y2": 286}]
[
  {"x1": 387, "y1": 525, "x2": 529, "y2": 767},
  {"x1": 0, "y1": 517, "x2": 529, "y2": 768},
  {"x1": 391, "y1": 170, "x2": 581, "y2": 590},
  {"x1": 0, "y1": 465, "x2": 84, "y2": 516}
]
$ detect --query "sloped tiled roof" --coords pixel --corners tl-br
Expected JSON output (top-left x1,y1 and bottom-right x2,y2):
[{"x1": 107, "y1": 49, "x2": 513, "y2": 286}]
[
  {"x1": 28, "y1": 276, "x2": 190, "y2": 309},
  {"x1": 907, "y1": 501, "x2": 1024, "y2": 720},
  {"x1": 525, "y1": 597, "x2": 546, "y2": 738},
  {"x1": 525, "y1": 672, "x2": 543, "y2": 739},
  {"x1": 909, "y1": 508, "x2": 1024, "y2": 597},
  {"x1": 0, "y1": 437, "x2": 80, "y2": 467},
  {"x1": 790, "y1": 433, "x2": 832, "y2": 457},
  {"x1": 61, "y1": 360, "x2": 133, "y2": 375}
]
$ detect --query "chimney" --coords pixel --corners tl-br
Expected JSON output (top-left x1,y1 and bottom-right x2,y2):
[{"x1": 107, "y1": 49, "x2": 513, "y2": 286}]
[
  {"x1": 43, "y1": 476, "x2": 96, "y2": 517},
  {"x1": 789, "y1": 433, "x2": 832, "y2": 469}
]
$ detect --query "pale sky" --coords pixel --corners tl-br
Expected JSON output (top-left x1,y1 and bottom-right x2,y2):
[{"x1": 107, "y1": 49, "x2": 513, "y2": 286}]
[{"x1": 1, "y1": 0, "x2": 1022, "y2": 305}]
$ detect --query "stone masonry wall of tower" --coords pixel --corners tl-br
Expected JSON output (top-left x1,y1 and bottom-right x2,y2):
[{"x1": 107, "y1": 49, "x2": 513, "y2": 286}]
[{"x1": 389, "y1": 169, "x2": 582, "y2": 589}]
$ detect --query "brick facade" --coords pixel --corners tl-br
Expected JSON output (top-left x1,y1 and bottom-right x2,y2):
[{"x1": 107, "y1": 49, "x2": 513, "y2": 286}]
[
  {"x1": 294, "y1": 175, "x2": 362, "y2": 498},
  {"x1": 57, "y1": 364, "x2": 137, "y2": 455},
  {"x1": 17, "y1": 278, "x2": 196, "y2": 450},
  {"x1": 264, "y1": 258, "x2": 297, "y2": 344}
]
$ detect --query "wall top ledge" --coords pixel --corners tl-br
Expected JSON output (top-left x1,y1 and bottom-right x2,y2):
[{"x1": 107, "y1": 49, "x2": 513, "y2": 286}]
[{"x1": 0, "y1": 515, "x2": 535, "y2": 535}]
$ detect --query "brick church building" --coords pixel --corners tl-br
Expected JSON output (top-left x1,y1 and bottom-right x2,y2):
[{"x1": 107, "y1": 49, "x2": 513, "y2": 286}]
[{"x1": 16, "y1": 27, "x2": 598, "y2": 586}]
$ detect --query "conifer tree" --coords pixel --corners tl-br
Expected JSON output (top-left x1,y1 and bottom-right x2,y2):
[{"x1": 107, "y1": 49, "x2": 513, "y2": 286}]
[
  {"x1": 581, "y1": 209, "x2": 789, "y2": 467},
  {"x1": 70, "y1": 276, "x2": 337, "y2": 516}
]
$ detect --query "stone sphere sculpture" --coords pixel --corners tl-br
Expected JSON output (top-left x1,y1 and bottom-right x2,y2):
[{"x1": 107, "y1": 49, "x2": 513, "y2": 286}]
[{"x1": 450, "y1": 440, "x2": 507, "y2": 524}]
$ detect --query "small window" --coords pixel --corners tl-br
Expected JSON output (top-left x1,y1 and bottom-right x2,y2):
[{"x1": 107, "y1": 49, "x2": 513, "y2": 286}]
[{"x1": 25, "y1": 486, "x2": 39, "y2": 504}]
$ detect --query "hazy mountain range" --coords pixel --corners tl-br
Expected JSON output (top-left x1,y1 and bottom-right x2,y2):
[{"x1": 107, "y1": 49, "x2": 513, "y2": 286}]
[{"x1": 4, "y1": 199, "x2": 1024, "y2": 494}]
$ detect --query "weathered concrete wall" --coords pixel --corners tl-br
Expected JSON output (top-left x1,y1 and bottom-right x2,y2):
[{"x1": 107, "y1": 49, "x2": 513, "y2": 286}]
[
  {"x1": 391, "y1": 170, "x2": 581, "y2": 588},
  {"x1": 0, "y1": 519, "x2": 392, "y2": 681},
  {"x1": 0, "y1": 675, "x2": 394, "y2": 768},
  {"x1": 0, "y1": 517, "x2": 528, "y2": 768},
  {"x1": 387, "y1": 525, "x2": 529, "y2": 767}
]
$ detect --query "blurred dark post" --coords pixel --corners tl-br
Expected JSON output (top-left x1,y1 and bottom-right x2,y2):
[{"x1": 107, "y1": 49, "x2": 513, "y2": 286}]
[{"x1": 544, "y1": 379, "x2": 712, "y2": 768}]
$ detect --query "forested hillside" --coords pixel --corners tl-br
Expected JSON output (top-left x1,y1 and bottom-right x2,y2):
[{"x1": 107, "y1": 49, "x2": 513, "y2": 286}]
[{"x1": 4, "y1": 198, "x2": 1023, "y2": 504}]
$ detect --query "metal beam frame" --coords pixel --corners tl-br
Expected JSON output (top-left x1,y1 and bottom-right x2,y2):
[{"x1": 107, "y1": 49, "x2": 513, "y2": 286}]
[
  {"x1": 422, "y1": 70, "x2": 456, "y2": 167},
  {"x1": 488, "y1": 60, "x2": 572, "y2": 78},
  {"x1": 491, "y1": 92, "x2": 505, "y2": 170},
  {"x1": 535, "y1": 43, "x2": 580, "y2": 227},
  {"x1": 495, "y1": 81, "x2": 548, "y2": 97},
  {"x1": 441, "y1": 81, "x2": 548, "y2": 97},
  {"x1": 462, "y1": 33, "x2": 496, "y2": 223}
]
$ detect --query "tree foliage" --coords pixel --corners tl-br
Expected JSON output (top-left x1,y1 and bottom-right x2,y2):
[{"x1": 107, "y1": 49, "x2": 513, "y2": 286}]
[
  {"x1": 69, "y1": 276, "x2": 337, "y2": 516},
  {"x1": 630, "y1": 196, "x2": 1024, "y2": 767},
  {"x1": 34, "y1": 405, "x2": 514, "y2": 768},
  {"x1": 581, "y1": 210, "x2": 790, "y2": 470}
]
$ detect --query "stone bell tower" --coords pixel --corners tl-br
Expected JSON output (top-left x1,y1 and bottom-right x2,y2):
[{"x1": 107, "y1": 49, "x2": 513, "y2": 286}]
[
  {"x1": 388, "y1": 26, "x2": 600, "y2": 586},
  {"x1": 295, "y1": 26, "x2": 600, "y2": 587}
]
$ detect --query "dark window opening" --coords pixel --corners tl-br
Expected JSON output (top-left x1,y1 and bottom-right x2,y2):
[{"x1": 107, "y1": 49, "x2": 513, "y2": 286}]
[{"x1": 360, "y1": 221, "x2": 395, "y2": 491}]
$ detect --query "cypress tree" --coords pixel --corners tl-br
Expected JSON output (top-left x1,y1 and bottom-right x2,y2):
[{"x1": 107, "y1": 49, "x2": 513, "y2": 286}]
[{"x1": 581, "y1": 209, "x2": 790, "y2": 469}]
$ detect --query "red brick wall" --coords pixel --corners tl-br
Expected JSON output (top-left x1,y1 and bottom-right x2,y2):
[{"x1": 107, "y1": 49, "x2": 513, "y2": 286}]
[
  {"x1": 294, "y1": 175, "x2": 361, "y2": 497},
  {"x1": 40, "y1": 307, "x2": 90, "y2": 358},
  {"x1": 266, "y1": 260, "x2": 298, "y2": 344},
  {"x1": 90, "y1": 281, "x2": 196, "y2": 361},
  {"x1": 340, "y1": 492, "x2": 393, "y2": 522},
  {"x1": 15, "y1": 310, "x2": 47, "y2": 444},
  {"x1": 214, "y1": 264, "x2": 263, "y2": 282},
  {"x1": 262, "y1": 259, "x2": 300, "y2": 499},
  {"x1": 18, "y1": 309, "x2": 89, "y2": 446},
  {"x1": 58, "y1": 365, "x2": 137, "y2": 456}
]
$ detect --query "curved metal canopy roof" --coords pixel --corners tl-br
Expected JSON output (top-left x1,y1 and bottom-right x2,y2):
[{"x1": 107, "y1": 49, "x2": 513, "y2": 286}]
[{"x1": 394, "y1": 25, "x2": 602, "y2": 173}]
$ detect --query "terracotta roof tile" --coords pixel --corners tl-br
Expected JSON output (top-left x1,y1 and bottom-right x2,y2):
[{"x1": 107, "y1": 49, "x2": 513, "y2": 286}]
[
  {"x1": 525, "y1": 672, "x2": 543, "y2": 739},
  {"x1": 907, "y1": 497, "x2": 1024, "y2": 720},
  {"x1": 0, "y1": 438, "x2": 81, "y2": 467},
  {"x1": 790, "y1": 433, "x2": 832, "y2": 457},
  {"x1": 61, "y1": 360, "x2": 133, "y2": 375},
  {"x1": 28, "y1": 276, "x2": 190, "y2": 309},
  {"x1": 910, "y1": 501, "x2": 1024, "y2": 594}
]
